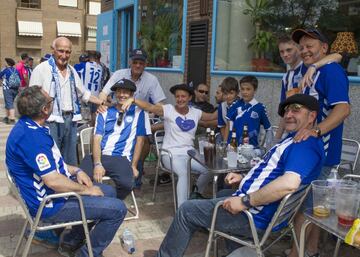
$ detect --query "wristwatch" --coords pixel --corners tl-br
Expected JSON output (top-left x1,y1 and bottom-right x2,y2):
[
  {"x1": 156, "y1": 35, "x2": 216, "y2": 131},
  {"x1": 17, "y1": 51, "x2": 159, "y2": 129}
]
[
  {"x1": 314, "y1": 127, "x2": 322, "y2": 137},
  {"x1": 241, "y1": 194, "x2": 252, "y2": 208}
]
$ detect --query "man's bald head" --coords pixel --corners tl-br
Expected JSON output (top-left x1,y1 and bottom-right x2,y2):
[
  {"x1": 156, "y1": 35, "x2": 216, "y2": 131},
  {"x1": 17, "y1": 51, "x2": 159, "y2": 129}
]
[
  {"x1": 51, "y1": 37, "x2": 72, "y2": 50},
  {"x1": 51, "y1": 37, "x2": 72, "y2": 70}
]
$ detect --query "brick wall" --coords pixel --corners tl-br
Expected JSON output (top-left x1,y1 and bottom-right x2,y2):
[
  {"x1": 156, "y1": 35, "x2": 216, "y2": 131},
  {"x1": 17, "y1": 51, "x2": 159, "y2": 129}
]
[{"x1": 185, "y1": 0, "x2": 213, "y2": 88}]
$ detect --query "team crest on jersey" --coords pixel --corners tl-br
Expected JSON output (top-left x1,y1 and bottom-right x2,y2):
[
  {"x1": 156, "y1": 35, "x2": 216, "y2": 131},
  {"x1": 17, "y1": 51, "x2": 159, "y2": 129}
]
[
  {"x1": 36, "y1": 153, "x2": 51, "y2": 171},
  {"x1": 250, "y1": 111, "x2": 259, "y2": 119},
  {"x1": 125, "y1": 116, "x2": 134, "y2": 123}
]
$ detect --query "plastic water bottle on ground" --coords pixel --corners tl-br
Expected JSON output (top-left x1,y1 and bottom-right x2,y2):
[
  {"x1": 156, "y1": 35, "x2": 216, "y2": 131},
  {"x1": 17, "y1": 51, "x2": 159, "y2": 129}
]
[
  {"x1": 121, "y1": 228, "x2": 135, "y2": 254},
  {"x1": 327, "y1": 168, "x2": 339, "y2": 211}
]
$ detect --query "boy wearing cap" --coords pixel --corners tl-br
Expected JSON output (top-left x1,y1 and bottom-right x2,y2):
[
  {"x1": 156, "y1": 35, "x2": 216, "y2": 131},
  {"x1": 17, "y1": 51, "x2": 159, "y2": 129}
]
[
  {"x1": 0, "y1": 58, "x2": 21, "y2": 124},
  {"x1": 154, "y1": 94, "x2": 324, "y2": 257},
  {"x1": 287, "y1": 28, "x2": 351, "y2": 257},
  {"x1": 80, "y1": 79, "x2": 151, "y2": 199}
]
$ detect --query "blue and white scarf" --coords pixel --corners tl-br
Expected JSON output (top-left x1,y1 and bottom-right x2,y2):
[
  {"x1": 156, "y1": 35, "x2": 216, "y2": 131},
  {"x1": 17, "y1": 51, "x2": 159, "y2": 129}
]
[{"x1": 47, "y1": 57, "x2": 82, "y2": 123}]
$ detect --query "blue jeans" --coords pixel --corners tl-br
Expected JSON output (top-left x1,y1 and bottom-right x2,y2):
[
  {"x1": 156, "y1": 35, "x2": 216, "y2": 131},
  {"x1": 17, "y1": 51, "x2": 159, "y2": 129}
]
[
  {"x1": 3, "y1": 88, "x2": 18, "y2": 109},
  {"x1": 156, "y1": 198, "x2": 254, "y2": 257},
  {"x1": 43, "y1": 184, "x2": 127, "y2": 257},
  {"x1": 47, "y1": 114, "x2": 78, "y2": 165}
]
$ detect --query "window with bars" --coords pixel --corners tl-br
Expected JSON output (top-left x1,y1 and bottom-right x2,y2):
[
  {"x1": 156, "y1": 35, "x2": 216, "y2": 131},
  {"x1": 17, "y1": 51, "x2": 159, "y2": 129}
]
[
  {"x1": 19, "y1": 0, "x2": 41, "y2": 9},
  {"x1": 87, "y1": 27, "x2": 97, "y2": 42}
]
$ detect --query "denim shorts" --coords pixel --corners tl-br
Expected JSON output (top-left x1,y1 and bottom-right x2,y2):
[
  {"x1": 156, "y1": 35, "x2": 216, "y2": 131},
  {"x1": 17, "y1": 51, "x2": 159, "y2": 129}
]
[{"x1": 3, "y1": 88, "x2": 18, "y2": 109}]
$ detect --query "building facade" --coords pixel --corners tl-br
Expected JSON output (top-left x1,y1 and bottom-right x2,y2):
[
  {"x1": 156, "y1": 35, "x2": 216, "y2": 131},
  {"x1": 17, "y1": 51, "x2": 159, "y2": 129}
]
[{"x1": 0, "y1": 0, "x2": 101, "y2": 66}]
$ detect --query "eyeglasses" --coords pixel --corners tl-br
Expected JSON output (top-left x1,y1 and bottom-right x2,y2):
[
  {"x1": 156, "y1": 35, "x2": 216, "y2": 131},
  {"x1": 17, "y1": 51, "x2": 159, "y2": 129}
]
[
  {"x1": 47, "y1": 98, "x2": 55, "y2": 105},
  {"x1": 55, "y1": 49, "x2": 72, "y2": 55},
  {"x1": 197, "y1": 89, "x2": 209, "y2": 95},
  {"x1": 117, "y1": 112, "x2": 124, "y2": 126},
  {"x1": 284, "y1": 103, "x2": 304, "y2": 113}
]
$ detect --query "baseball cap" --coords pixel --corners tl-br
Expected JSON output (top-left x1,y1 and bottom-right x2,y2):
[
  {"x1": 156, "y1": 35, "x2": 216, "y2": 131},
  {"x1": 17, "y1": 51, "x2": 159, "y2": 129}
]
[
  {"x1": 130, "y1": 49, "x2": 147, "y2": 61},
  {"x1": 170, "y1": 83, "x2": 194, "y2": 95},
  {"x1": 110, "y1": 78, "x2": 136, "y2": 92},
  {"x1": 278, "y1": 94, "x2": 319, "y2": 117},
  {"x1": 292, "y1": 29, "x2": 328, "y2": 44}
]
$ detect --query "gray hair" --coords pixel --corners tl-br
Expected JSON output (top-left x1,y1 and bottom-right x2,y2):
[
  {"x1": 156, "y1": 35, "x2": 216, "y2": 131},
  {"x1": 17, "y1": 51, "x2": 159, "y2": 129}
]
[
  {"x1": 17, "y1": 86, "x2": 47, "y2": 118},
  {"x1": 51, "y1": 37, "x2": 72, "y2": 50}
]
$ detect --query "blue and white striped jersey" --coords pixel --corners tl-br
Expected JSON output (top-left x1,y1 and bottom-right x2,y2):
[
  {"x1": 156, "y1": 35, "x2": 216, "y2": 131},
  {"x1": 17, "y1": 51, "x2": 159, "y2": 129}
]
[
  {"x1": 6, "y1": 116, "x2": 71, "y2": 218},
  {"x1": 234, "y1": 133, "x2": 324, "y2": 230},
  {"x1": 280, "y1": 62, "x2": 307, "y2": 102},
  {"x1": 95, "y1": 105, "x2": 151, "y2": 160},
  {"x1": 75, "y1": 62, "x2": 103, "y2": 96}
]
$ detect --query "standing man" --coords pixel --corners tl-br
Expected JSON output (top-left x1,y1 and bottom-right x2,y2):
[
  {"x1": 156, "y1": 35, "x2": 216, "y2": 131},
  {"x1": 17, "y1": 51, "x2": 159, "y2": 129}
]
[
  {"x1": 16, "y1": 52, "x2": 29, "y2": 91},
  {"x1": 29, "y1": 37, "x2": 104, "y2": 165},
  {"x1": 6, "y1": 86, "x2": 126, "y2": 257},
  {"x1": 288, "y1": 28, "x2": 351, "y2": 257},
  {"x1": 99, "y1": 48, "x2": 166, "y2": 189},
  {"x1": 95, "y1": 51, "x2": 110, "y2": 91},
  {"x1": 26, "y1": 56, "x2": 34, "y2": 79}
]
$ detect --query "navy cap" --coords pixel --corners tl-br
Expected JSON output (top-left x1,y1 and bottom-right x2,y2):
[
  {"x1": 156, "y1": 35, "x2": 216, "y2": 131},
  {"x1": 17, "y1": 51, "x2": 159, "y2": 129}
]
[
  {"x1": 130, "y1": 49, "x2": 147, "y2": 61},
  {"x1": 278, "y1": 94, "x2": 319, "y2": 117},
  {"x1": 111, "y1": 78, "x2": 136, "y2": 92},
  {"x1": 170, "y1": 83, "x2": 194, "y2": 95},
  {"x1": 292, "y1": 28, "x2": 328, "y2": 44}
]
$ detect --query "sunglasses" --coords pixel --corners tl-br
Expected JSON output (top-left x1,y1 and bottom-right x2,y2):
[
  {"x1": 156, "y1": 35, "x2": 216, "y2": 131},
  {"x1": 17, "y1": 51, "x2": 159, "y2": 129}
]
[
  {"x1": 197, "y1": 89, "x2": 209, "y2": 95},
  {"x1": 117, "y1": 112, "x2": 124, "y2": 126},
  {"x1": 284, "y1": 103, "x2": 304, "y2": 113}
]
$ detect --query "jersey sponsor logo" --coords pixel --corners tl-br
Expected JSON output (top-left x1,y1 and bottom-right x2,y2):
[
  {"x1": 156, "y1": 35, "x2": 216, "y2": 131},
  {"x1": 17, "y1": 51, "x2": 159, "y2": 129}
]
[
  {"x1": 36, "y1": 153, "x2": 51, "y2": 171},
  {"x1": 125, "y1": 116, "x2": 134, "y2": 123}
]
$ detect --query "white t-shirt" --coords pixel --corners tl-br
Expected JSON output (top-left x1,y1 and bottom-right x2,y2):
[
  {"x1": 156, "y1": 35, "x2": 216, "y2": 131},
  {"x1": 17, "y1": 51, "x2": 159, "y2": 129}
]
[
  {"x1": 102, "y1": 68, "x2": 166, "y2": 104},
  {"x1": 161, "y1": 104, "x2": 202, "y2": 155},
  {"x1": 30, "y1": 61, "x2": 91, "y2": 111}
]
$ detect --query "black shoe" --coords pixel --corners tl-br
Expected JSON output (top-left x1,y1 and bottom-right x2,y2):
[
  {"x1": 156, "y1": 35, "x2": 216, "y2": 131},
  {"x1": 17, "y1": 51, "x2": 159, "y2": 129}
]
[
  {"x1": 58, "y1": 242, "x2": 84, "y2": 257},
  {"x1": 189, "y1": 191, "x2": 208, "y2": 200},
  {"x1": 2, "y1": 117, "x2": 9, "y2": 124},
  {"x1": 8, "y1": 119, "x2": 15, "y2": 125}
]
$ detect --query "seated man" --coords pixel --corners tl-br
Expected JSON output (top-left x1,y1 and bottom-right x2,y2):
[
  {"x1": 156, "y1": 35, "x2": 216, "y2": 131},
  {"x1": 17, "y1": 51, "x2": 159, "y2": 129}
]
[
  {"x1": 156, "y1": 94, "x2": 325, "y2": 257},
  {"x1": 80, "y1": 78, "x2": 151, "y2": 199},
  {"x1": 6, "y1": 86, "x2": 126, "y2": 257}
]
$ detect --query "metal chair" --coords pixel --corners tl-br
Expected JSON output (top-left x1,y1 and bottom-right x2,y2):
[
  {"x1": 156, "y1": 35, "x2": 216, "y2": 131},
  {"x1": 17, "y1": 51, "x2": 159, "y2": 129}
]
[
  {"x1": 205, "y1": 185, "x2": 311, "y2": 257},
  {"x1": 336, "y1": 138, "x2": 360, "y2": 174},
  {"x1": 152, "y1": 130, "x2": 178, "y2": 213},
  {"x1": 5, "y1": 165, "x2": 93, "y2": 257},
  {"x1": 79, "y1": 127, "x2": 139, "y2": 220}
]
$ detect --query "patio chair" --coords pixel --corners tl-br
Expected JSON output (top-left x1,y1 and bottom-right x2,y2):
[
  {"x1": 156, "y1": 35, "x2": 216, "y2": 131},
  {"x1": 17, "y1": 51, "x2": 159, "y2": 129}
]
[
  {"x1": 152, "y1": 130, "x2": 178, "y2": 213},
  {"x1": 5, "y1": 165, "x2": 93, "y2": 257},
  {"x1": 336, "y1": 138, "x2": 360, "y2": 174},
  {"x1": 79, "y1": 127, "x2": 139, "y2": 220},
  {"x1": 205, "y1": 185, "x2": 311, "y2": 257}
]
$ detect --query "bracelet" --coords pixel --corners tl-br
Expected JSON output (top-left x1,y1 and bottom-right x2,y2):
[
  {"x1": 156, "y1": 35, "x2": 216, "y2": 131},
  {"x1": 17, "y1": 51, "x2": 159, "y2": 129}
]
[
  {"x1": 74, "y1": 168, "x2": 83, "y2": 175},
  {"x1": 309, "y1": 64, "x2": 317, "y2": 70},
  {"x1": 94, "y1": 162, "x2": 103, "y2": 167}
]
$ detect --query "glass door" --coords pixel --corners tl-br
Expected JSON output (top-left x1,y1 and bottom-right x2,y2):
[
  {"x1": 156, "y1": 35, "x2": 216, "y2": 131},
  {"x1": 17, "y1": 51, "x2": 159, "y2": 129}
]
[{"x1": 117, "y1": 6, "x2": 134, "y2": 69}]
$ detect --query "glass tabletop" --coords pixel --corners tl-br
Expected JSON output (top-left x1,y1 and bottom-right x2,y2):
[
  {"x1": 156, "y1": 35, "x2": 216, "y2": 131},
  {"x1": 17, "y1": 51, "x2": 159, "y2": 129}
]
[
  {"x1": 187, "y1": 149, "x2": 252, "y2": 174},
  {"x1": 304, "y1": 209, "x2": 350, "y2": 240}
]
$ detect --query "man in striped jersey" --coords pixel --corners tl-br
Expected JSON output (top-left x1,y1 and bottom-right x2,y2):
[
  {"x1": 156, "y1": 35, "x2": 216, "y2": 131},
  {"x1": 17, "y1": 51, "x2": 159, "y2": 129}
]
[
  {"x1": 80, "y1": 78, "x2": 151, "y2": 199},
  {"x1": 156, "y1": 94, "x2": 324, "y2": 257}
]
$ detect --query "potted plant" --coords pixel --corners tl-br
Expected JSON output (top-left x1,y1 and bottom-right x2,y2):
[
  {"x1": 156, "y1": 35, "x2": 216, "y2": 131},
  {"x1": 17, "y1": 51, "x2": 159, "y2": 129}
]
[{"x1": 248, "y1": 30, "x2": 276, "y2": 71}]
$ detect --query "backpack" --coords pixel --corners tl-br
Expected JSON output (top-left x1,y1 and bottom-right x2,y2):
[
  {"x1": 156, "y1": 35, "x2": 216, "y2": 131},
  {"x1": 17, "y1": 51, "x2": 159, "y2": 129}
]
[{"x1": 8, "y1": 69, "x2": 21, "y2": 89}]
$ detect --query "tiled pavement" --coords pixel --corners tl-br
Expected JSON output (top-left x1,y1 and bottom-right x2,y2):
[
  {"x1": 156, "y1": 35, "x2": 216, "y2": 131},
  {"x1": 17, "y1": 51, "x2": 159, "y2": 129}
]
[{"x1": 0, "y1": 90, "x2": 359, "y2": 257}]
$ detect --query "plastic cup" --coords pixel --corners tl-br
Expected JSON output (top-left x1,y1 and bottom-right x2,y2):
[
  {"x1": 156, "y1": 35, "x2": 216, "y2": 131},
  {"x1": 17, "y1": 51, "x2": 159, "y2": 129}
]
[
  {"x1": 198, "y1": 136, "x2": 207, "y2": 155},
  {"x1": 227, "y1": 150, "x2": 237, "y2": 168},
  {"x1": 311, "y1": 180, "x2": 331, "y2": 218},
  {"x1": 335, "y1": 180, "x2": 359, "y2": 227}
]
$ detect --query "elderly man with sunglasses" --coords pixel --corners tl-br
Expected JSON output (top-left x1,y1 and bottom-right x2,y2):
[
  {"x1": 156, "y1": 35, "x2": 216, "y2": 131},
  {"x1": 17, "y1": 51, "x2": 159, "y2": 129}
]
[{"x1": 80, "y1": 78, "x2": 151, "y2": 200}]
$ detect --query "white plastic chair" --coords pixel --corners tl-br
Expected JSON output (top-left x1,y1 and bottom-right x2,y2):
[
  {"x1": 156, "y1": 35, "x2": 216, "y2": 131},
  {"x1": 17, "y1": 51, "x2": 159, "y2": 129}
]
[
  {"x1": 205, "y1": 185, "x2": 311, "y2": 257},
  {"x1": 79, "y1": 127, "x2": 139, "y2": 220},
  {"x1": 152, "y1": 130, "x2": 178, "y2": 213},
  {"x1": 5, "y1": 165, "x2": 93, "y2": 257},
  {"x1": 337, "y1": 138, "x2": 360, "y2": 174}
]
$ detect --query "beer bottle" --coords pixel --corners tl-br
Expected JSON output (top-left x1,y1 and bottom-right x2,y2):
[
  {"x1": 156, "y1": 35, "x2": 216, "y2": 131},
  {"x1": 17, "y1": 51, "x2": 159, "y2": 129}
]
[
  {"x1": 206, "y1": 128, "x2": 211, "y2": 141},
  {"x1": 209, "y1": 130, "x2": 216, "y2": 156},
  {"x1": 230, "y1": 130, "x2": 237, "y2": 149},
  {"x1": 242, "y1": 124, "x2": 249, "y2": 145}
]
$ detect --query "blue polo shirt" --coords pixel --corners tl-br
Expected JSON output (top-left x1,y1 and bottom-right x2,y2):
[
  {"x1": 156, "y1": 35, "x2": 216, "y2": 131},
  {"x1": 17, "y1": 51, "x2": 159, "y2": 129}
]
[
  {"x1": 234, "y1": 133, "x2": 324, "y2": 230},
  {"x1": 230, "y1": 99, "x2": 271, "y2": 146},
  {"x1": 6, "y1": 116, "x2": 71, "y2": 218},
  {"x1": 95, "y1": 105, "x2": 151, "y2": 160},
  {"x1": 304, "y1": 62, "x2": 349, "y2": 166}
]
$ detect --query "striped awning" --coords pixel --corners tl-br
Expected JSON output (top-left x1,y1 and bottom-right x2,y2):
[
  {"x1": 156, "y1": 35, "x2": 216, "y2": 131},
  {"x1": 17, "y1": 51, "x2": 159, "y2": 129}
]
[
  {"x1": 57, "y1": 21, "x2": 82, "y2": 37},
  {"x1": 18, "y1": 21, "x2": 43, "y2": 37}
]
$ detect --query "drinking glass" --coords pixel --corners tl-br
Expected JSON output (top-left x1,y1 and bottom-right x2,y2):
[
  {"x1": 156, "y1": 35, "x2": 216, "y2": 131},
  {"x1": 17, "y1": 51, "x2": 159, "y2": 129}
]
[
  {"x1": 335, "y1": 180, "x2": 359, "y2": 227},
  {"x1": 312, "y1": 180, "x2": 331, "y2": 218}
]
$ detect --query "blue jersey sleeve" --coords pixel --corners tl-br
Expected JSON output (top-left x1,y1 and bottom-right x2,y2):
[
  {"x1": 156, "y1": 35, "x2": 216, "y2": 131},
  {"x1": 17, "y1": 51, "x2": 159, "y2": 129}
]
[
  {"x1": 20, "y1": 134, "x2": 58, "y2": 177},
  {"x1": 321, "y1": 63, "x2": 350, "y2": 106},
  {"x1": 283, "y1": 138, "x2": 324, "y2": 184},
  {"x1": 95, "y1": 113, "x2": 105, "y2": 135},
  {"x1": 260, "y1": 104, "x2": 271, "y2": 130}
]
